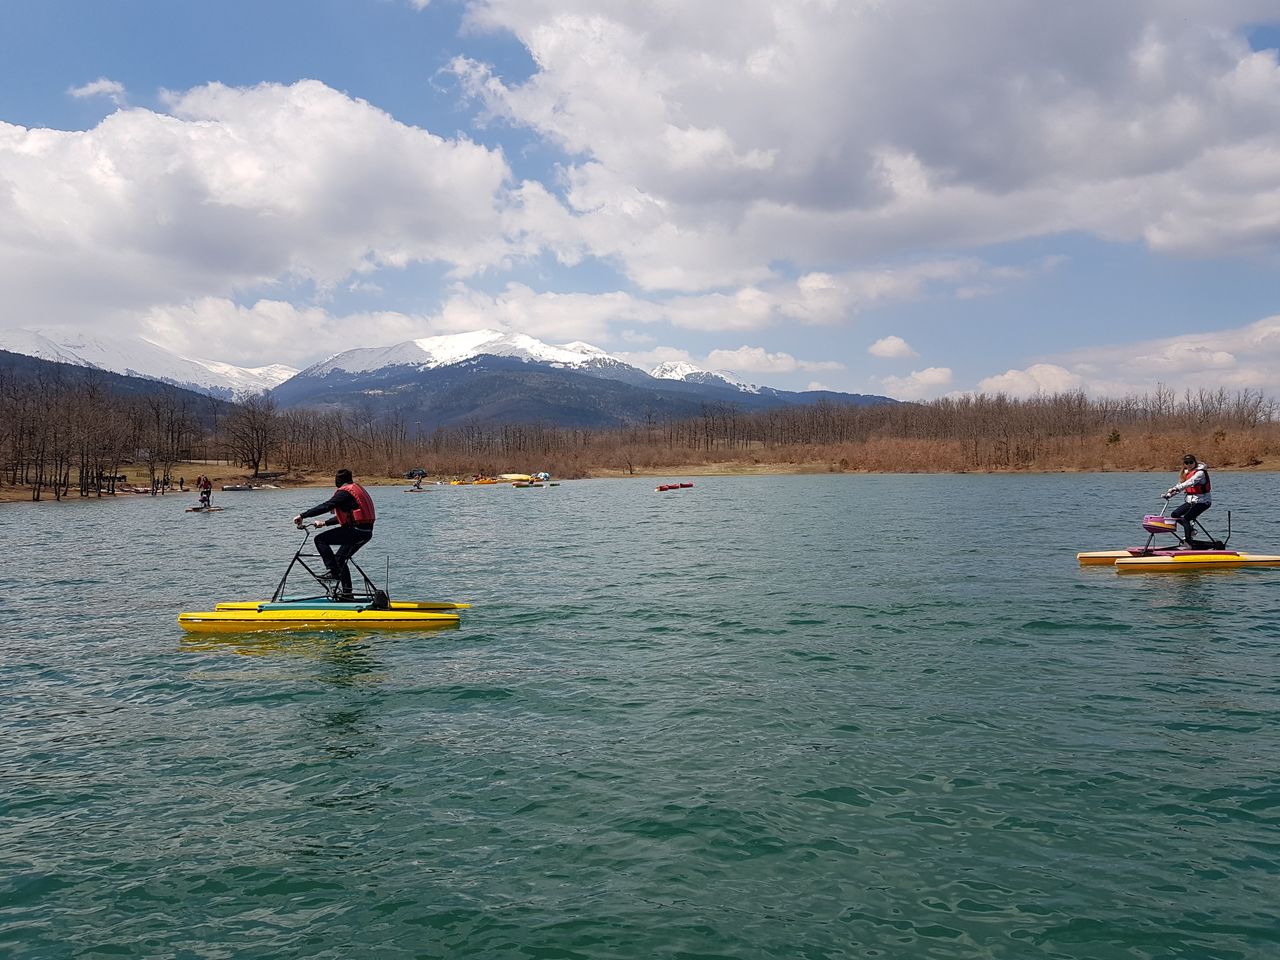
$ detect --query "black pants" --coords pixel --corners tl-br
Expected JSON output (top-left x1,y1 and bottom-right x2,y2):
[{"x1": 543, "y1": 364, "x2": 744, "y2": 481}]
[
  {"x1": 1171, "y1": 501, "x2": 1210, "y2": 543},
  {"x1": 316, "y1": 525, "x2": 373, "y2": 594}
]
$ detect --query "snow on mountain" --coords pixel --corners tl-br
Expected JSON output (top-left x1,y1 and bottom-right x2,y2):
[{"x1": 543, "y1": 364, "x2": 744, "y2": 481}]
[
  {"x1": 651, "y1": 360, "x2": 703, "y2": 380},
  {"x1": 0, "y1": 327, "x2": 297, "y2": 398},
  {"x1": 193, "y1": 359, "x2": 300, "y2": 395},
  {"x1": 302, "y1": 329, "x2": 644, "y2": 379},
  {"x1": 650, "y1": 360, "x2": 761, "y2": 393}
]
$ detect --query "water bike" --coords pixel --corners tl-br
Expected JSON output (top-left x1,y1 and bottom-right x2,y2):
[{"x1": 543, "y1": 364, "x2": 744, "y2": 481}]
[
  {"x1": 178, "y1": 526, "x2": 468, "y2": 632},
  {"x1": 1077, "y1": 499, "x2": 1280, "y2": 572}
]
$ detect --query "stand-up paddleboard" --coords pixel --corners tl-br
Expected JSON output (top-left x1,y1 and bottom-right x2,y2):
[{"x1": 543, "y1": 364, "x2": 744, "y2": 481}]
[{"x1": 186, "y1": 506, "x2": 226, "y2": 513}]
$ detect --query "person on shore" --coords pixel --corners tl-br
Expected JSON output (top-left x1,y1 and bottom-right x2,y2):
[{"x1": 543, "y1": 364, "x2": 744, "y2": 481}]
[
  {"x1": 1164, "y1": 453, "x2": 1211, "y2": 546},
  {"x1": 293, "y1": 468, "x2": 376, "y2": 600}
]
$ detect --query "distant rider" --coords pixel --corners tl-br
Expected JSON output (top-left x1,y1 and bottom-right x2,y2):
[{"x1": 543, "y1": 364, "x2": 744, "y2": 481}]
[
  {"x1": 198, "y1": 476, "x2": 212, "y2": 509},
  {"x1": 293, "y1": 468, "x2": 376, "y2": 600},
  {"x1": 1164, "y1": 454, "x2": 1211, "y2": 546}
]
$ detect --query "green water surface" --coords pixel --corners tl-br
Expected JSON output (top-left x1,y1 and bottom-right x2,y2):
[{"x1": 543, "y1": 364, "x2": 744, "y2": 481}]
[{"x1": 2, "y1": 473, "x2": 1278, "y2": 959}]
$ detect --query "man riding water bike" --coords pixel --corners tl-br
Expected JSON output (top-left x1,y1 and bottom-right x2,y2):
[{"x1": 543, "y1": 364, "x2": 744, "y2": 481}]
[
  {"x1": 293, "y1": 468, "x2": 376, "y2": 600},
  {"x1": 1164, "y1": 454, "x2": 1211, "y2": 547}
]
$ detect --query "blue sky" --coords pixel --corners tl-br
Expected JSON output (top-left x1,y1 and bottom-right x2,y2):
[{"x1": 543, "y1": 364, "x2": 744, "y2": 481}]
[{"x1": 1, "y1": 0, "x2": 1279, "y2": 399}]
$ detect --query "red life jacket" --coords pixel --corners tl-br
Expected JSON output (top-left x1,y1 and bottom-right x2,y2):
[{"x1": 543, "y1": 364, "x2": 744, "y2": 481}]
[
  {"x1": 1180, "y1": 464, "x2": 1210, "y2": 495},
  {"x1": 334, "y1": 482, "x2": 376, "y2": 527}
]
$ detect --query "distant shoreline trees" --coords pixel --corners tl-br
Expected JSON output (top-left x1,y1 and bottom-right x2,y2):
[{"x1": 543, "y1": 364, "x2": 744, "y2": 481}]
[{"x1": 2, "y1": 360, "x2": 1277, "y2": 501}]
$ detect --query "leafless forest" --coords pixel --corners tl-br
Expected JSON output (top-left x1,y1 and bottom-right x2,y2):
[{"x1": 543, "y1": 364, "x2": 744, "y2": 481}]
[{"x1": 3, "y1": 362, "x2": 1277, "y2": 501}]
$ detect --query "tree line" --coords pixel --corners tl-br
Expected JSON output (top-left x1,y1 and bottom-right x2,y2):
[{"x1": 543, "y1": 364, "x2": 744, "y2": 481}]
[{"x1": 3, "y1": 359, "x2": 1278, "y2": 502}]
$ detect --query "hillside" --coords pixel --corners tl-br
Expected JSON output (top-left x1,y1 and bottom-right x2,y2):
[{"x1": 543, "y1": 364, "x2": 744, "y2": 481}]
[{"x1": 271, "y1": 354, "x2": 896, "y2": 428}]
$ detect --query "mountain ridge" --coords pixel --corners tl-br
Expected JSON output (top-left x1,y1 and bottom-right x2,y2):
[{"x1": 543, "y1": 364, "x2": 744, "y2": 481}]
[
  {"x1": 0, "y1": 326, "x2": 899, "y2": 429},
  {"x1": 0, "y1": 328, "x2": 297, "y2": 399},
  {"x1": 272, "y1": 352, "x2": 896, "y2": 430}
]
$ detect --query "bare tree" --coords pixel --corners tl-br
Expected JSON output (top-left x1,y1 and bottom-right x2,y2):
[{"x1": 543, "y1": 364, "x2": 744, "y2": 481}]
[{"x1": 221, "y1": 392, "x2": 281, "y2": 476}]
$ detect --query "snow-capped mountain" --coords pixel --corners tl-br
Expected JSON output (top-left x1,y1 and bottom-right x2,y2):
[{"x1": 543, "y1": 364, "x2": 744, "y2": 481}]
[
  {"x1": 1, "y1": 324, "x2": 898, "y2": 428},
  {"x1": 651, "y1": 360, "x2": 761, "y2": 393},
  {"x1": 301, "y1": 329, "x2": 648, "y2": 383},
  {"x1": 0, "y1": 328, "x2": 296, "y2": 399},
  {"x1": 303, "y1": 331, "x2": 776, "y2": 395}
]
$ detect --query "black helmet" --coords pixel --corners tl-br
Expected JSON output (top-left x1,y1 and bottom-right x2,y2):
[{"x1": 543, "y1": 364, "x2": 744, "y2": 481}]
[
  {"x1": 1182, "y1": 454, "x2": 1196, "y2": 465},
  {"x1": 336, "y1": 468, "x2": 353, "y2": 486}
]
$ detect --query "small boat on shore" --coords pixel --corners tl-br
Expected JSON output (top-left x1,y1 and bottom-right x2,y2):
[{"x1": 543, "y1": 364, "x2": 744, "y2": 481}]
[{"x1": 221, "y1": 483, "x2": 254, "y2": 491}]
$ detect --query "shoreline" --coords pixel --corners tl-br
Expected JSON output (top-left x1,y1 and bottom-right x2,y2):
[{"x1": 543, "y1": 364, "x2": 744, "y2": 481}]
[{"x1": 6, "y1": 457, "x2": 1280, "y2": 504}]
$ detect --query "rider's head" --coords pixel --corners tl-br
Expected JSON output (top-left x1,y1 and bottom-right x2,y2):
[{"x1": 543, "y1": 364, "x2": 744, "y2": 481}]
[
  {"x1": 1182, "y1": 454, "x2": 1196, "y2": 467},
  {"x1": 335, "y1": 468, "x2": 353, "y2": 487}
]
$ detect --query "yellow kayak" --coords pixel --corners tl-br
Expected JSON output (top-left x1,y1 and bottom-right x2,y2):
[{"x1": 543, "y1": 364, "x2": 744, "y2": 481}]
[{"x1": 178, "y1": 599, "x2": 469, "y2": 632}]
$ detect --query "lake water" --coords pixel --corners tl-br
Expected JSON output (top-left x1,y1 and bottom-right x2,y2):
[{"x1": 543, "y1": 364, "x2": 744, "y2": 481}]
[{"x1": 2, "y1": 473, "x2": 1278, "y2": 959}]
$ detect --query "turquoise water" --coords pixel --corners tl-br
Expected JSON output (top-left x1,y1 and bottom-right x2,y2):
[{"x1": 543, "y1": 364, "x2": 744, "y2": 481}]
[{"x1": 2, "y1": 473, "x2": 1278, "y2": 959}]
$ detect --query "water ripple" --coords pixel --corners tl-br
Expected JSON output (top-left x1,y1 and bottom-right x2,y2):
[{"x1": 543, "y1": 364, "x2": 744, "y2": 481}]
[{"x1": 2, "y1": 474, "x2": 1279, "y2": 958}]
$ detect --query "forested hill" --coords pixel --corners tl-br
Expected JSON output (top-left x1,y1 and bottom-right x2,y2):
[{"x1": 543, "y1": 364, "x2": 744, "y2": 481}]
[
  {"x1": 0, "y1": 349, "x2": 232, "y2": 427},
  {"x1": 269, "y1": 354, "x2": 898, "y2": 429}
]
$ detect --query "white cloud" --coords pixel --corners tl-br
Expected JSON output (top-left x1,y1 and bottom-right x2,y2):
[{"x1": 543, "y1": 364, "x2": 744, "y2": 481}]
[
  {"x1": 972, "y1": 315, "x2": 1280, "y2": 396},
  {"x1": 879, "y1": 366, "x2": 953, "y2": 400},
  {"x1": 655, "y1": 259, "x2": 1015, "y2": 330},
  {"x1": 868, "y1": 335, "x2": 918, "y2": 359},
  {"x1": 705, "y1": 345, "x2": 842, "y2": 375},
  {"x1": 1132, "y1": 341, "x2": 1237, "y2": 372},
  {"x1": 139, "y1": 298, "x2": 425, "y2": 368},
  {"x1": 430, "y1": 282, "x2": 659, "y2": 344},
  {"x1": 68, "y1": 78, "x2": 126, "y2": 106},
  {"x1": 457, "y1": 1, "x2": 1280, "y2": 283},
  {"x1": 976, "y1": 363, "x2": 1085, "y2": 397},
  {"x1": 0, "y1": 80, "x2": 527, "y2": 334}
]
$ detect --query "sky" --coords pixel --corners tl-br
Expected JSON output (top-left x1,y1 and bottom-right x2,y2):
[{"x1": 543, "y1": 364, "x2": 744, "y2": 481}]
[{"x1": 1, "y1": 0, "x2": 1279, "y2": 400}]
